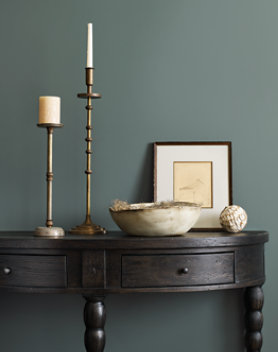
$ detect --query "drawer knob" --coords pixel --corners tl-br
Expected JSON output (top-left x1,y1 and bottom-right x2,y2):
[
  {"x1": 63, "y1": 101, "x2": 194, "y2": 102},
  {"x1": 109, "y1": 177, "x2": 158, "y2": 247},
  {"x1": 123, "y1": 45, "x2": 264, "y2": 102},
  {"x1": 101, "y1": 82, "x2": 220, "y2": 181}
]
[
  {"x1": 3, "y1": 267, "x2": 12, "y2": 275},
  {"x1": 180, "y1": 267, "x2": 189, "y2": 274}
]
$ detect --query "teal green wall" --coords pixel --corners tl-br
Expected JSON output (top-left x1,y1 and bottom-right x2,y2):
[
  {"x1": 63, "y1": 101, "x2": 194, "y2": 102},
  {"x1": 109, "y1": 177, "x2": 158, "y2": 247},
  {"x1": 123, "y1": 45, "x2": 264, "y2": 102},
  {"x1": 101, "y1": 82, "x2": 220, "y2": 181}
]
[{"x1": 0, "y1": 0, "x2": 276, "y2": 351}]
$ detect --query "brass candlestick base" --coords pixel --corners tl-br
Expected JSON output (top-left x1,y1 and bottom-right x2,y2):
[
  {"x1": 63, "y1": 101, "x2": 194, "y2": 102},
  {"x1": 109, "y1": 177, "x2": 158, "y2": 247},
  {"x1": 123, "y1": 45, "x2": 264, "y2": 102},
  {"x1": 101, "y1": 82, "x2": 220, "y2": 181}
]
[
  {"x1": 70, "y1": 67, "x2": 106, "y2": 235},
  {"x1": 35, "y1": 123, "x2": 65, "y2": 238},
  {"x1": 70, "y1": 216, "x2": 106, "y2": 235}
]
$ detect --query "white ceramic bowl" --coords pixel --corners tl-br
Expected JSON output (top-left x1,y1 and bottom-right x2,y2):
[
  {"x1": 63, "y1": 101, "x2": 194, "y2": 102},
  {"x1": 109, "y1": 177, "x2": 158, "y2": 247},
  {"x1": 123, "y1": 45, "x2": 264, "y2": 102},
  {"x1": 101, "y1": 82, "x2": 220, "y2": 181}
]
[{"x1": 109, "y1": 202, "x2": 201, "y2": 236}]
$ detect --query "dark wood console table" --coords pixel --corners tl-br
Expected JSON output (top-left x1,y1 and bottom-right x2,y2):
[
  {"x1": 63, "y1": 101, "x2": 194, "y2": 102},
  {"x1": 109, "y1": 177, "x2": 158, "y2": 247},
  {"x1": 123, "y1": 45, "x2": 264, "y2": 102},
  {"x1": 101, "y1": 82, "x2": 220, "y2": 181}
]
[{"x1": 0, "y1": 231, "x2": 268, "y2": 351}]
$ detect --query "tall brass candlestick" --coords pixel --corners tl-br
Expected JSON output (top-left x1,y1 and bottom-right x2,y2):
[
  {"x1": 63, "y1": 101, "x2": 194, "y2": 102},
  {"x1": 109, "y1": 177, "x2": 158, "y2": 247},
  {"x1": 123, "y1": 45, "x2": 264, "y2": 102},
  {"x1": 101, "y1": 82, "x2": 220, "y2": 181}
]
[
  {"x1": 35, "y1": 123, "x2": 65, "y2": 237},
  {"x1": 70, "y1": 68, "x2": 106, "y2": 235}
]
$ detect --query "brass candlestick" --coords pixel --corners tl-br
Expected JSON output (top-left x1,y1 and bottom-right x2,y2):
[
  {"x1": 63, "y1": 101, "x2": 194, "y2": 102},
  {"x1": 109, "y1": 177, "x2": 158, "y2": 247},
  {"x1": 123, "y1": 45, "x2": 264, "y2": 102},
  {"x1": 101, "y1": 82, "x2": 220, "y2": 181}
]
[
  {"x1": 70, "y1": 68, "x2": 106, "y2": 235},
  {"x1": 35, "y1": 123, "x2": 65, "y2": 237}
]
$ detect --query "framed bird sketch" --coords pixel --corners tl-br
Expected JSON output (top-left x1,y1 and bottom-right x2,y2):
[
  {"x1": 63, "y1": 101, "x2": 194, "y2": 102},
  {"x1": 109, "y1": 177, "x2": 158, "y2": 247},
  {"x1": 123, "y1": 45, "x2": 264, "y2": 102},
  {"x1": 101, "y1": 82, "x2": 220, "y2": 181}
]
[{"x1": 154, "y1": 142, "x2": 232, "y2": 230}]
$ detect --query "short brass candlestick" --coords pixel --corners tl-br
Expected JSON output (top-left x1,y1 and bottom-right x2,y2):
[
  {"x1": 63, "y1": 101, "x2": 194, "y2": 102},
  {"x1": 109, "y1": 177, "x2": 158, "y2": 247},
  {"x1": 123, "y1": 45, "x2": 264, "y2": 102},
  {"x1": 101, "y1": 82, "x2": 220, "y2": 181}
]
[
  {"x1": 35, "y1": 123, "x2": 65, "y2": 237},
  {"x1": 70, "y1": 68, "x2": 106, "y2": 235}
]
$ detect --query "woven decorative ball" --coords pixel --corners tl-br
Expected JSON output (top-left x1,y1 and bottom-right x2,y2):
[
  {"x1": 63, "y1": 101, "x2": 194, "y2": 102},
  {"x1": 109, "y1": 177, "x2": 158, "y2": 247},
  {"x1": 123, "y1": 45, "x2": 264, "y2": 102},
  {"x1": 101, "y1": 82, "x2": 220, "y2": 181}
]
[{"x1": 220, "y1": 205, "x2": 248, "y2": 233}]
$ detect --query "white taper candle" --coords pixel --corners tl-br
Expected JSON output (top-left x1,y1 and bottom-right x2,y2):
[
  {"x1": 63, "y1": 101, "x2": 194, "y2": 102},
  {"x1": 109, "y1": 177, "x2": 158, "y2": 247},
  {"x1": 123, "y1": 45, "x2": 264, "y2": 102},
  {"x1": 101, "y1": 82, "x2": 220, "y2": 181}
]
[{"x1": 87, "y1": 23, "x2": 93, "y2": 67}]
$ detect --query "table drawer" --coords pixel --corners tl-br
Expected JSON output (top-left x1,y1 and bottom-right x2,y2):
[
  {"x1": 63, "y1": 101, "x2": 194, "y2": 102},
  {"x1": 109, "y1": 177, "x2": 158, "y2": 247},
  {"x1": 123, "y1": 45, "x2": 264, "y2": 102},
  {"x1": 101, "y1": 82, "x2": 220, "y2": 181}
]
[
  {"x1": 122, "y1": 253, "x2": 234, "y2": 288},
  {"x1": 0, "y1": 255, "x2": 67, "y2": 288}
]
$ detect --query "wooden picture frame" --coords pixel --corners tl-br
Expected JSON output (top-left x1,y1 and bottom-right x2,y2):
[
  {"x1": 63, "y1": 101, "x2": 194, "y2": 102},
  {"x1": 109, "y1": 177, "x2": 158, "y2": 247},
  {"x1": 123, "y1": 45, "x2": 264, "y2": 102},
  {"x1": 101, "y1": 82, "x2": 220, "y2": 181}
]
[{"x1": 154, "y1": 142, "x2": 232, "y2": 230}]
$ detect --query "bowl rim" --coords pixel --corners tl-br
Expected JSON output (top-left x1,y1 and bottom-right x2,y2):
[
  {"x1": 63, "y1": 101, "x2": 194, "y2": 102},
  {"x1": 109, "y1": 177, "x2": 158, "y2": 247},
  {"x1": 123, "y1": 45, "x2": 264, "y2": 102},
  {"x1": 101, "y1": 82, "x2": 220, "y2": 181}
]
[{"x1": 109, "y1": 201, "x2": 201, "y2": 213}]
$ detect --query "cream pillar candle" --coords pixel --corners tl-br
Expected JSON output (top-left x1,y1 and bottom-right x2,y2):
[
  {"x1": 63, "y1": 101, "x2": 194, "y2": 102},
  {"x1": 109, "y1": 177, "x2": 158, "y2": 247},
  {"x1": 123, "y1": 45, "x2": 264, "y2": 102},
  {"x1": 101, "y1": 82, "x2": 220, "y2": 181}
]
[
  {"x1": 86, "y1": 23, "x2": 93, "y2": 67},
  {"x1": 38, "y1": 96, "x2": 61, "y2": 124}
]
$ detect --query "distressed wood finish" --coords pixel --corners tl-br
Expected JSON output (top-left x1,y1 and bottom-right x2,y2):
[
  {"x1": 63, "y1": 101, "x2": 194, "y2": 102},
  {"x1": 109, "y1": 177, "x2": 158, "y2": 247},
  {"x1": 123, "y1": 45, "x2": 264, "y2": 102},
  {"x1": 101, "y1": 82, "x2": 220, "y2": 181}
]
[
  {"x1": 82, "y1": 251, "x2": 105, "y2": 288},
  {"x1": 0, "y1": 254, "x2": 67, "y2": 288},
  {"x1": 0, "y1": 230, "x2": 268, "y2": 250},
  {"x1": 0, "y1": 230, "x2": 268, "y2": 352},
  {"x1": 245, "y1": 286, "x2": 264, "y2": 352},
  {"x1": 84, "y1": 296, "x2": 106, "y2": 352},
  {"x1": 122, "y1": 253, "x2": 234, "y2": 288}
]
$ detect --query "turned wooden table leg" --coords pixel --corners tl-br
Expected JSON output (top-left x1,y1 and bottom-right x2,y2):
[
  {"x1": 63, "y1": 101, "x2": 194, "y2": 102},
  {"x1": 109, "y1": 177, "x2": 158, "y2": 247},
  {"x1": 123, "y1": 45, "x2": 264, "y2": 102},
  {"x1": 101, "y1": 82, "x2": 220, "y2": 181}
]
[
  {"x1": 245, "y1": 286, "x2": 264, "y2": 352},
  {"x1": 84, "y1": 296, "x2": 106, "y2": 352}
]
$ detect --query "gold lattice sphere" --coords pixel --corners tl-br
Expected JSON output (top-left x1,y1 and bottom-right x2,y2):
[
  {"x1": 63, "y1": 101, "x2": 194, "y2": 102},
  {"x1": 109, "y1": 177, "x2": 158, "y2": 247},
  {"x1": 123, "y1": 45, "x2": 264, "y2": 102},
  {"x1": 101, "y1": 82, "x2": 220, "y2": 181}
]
[{"x1": 220, "y1": 205, "x2": 248, "y2": 233}]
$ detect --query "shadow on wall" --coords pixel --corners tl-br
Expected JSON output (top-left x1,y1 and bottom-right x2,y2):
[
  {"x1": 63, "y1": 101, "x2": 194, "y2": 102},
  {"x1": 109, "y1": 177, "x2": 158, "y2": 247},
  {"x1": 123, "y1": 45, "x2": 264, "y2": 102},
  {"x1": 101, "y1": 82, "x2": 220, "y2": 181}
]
[
  {"x1": 105, "y1": 290, "x2": 245, "y2": 352},
  {"x1": 131, "y1": 143, "x2": 154, "y2": 203},
  {"x1": 219, "y1": 288, "x2": 245, "y2": 351}
]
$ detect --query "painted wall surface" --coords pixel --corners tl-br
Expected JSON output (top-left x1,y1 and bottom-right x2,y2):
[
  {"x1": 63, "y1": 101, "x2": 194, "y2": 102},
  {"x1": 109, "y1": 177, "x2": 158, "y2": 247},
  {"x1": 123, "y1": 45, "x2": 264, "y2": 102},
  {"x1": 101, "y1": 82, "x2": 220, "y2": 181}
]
[{"x1": 0, "y1": 0, "x2": 276, "y2": 351}]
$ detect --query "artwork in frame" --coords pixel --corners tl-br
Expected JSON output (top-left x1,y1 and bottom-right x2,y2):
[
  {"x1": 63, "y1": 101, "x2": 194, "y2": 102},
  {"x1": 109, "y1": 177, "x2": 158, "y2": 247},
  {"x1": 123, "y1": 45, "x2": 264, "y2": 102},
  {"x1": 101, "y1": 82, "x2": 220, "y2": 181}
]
[{"x1": 154, "y1": 142, "x2": 232, "y2": 230}]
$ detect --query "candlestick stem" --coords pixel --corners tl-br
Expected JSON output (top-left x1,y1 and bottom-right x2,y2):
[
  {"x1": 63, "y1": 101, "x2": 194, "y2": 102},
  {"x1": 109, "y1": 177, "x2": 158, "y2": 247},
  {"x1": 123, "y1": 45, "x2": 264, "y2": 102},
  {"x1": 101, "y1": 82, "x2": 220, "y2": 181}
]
[
  {"x1": 35, "y1": 123, "x2": 64, "y2": 237},
  {"x1": 86, "y1": 83, "x2": 92, "y2": 221},
  {"x1": 46, "y1": 127, "x2": 54, "y2": 227},
  {"x1": 70, "y1": 68, "x2": 106, "y2": 235}
]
